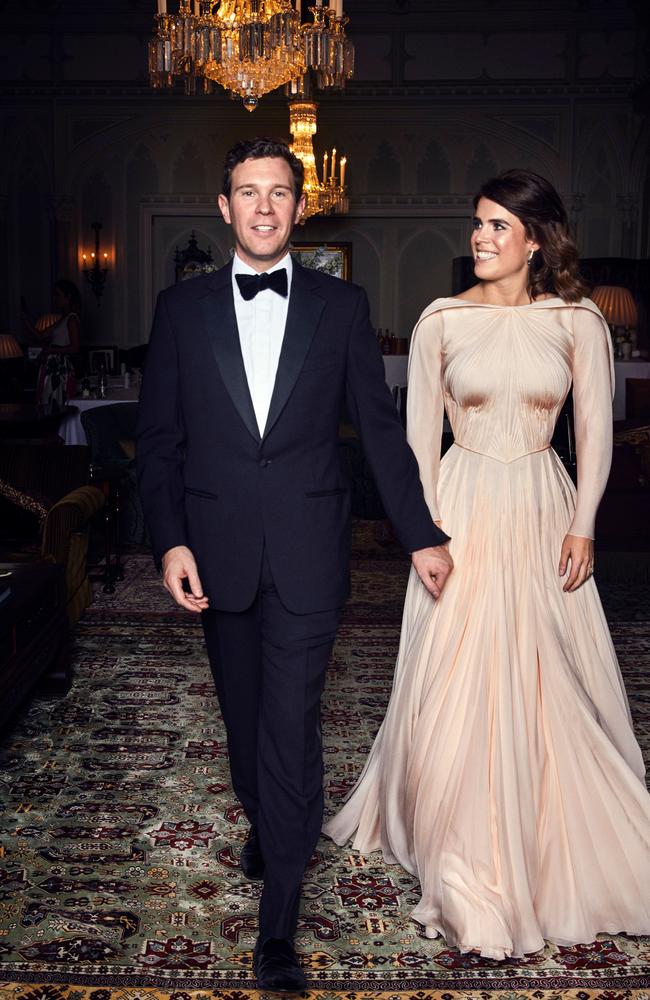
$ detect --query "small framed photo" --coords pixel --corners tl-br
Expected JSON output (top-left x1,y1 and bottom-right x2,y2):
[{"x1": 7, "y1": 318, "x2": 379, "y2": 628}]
[
  {"x1": 291, "y1": 242, "x2": 351, "y2": 281},
  {"x1": 86, "y1": 345, "x2": 118, "y2": 375}
]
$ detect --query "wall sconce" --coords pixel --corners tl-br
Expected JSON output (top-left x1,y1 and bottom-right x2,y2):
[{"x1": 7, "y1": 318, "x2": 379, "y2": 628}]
[
  {"x1": 591, "y1": 285, "x2": 638, "y2": 360},
  {"x1": 81, "y1": 221, "x2": 110, "y2": 304}
]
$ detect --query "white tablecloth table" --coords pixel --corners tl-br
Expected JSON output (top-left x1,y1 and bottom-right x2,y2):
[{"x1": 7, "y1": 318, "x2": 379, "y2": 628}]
[
  {"x1": 613, "y1": 361, "x2": 650, "y2": 421},
  {"x1": 383, "y1": 355, "x2": 409, "y2": 389},
  {"x1": 59, "y1": 389, "x2": 140, "y2": 446},
  {"x1": 61, "y1": 364, "x2": 404, "y2": 446}
]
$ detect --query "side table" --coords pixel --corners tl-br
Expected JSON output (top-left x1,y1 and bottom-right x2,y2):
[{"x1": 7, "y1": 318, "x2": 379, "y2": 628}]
[{"x1": 0, "y1": 561, "x2": 69, "y2": 732}]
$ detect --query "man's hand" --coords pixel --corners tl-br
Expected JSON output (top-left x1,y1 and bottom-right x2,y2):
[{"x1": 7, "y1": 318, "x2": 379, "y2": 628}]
[
  {"x1": 411, "y1": 544, "x2": 453, "y2": 600},
  {"x1": 559, "y1": 533, "x2": 594, "y2": 592},
  {"x1": 162, "y1": 545, "x2": 209, "y2": 613}
]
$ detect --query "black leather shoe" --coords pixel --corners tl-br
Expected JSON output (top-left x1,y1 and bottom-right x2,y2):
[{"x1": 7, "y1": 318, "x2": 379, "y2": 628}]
[
  {"x1": 253, "y1": 936, "x2": 306, "y2": 992},
  {"x1": 239, "y1": 827, "x2": 264, "y2": 880}
]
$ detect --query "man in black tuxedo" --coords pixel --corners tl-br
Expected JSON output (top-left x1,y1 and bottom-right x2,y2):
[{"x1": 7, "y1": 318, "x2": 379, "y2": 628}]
[{"x1": 137, "y1": 137, "x2": 452, "y2": 991}]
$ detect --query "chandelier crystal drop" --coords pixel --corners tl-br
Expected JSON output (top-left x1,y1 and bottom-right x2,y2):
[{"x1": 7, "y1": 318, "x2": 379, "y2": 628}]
[
  {"x1": 289, "y1": 100, "x2": 347, "y2": 219},
  {"x1": 148, "y1": 0, "x2": 354, "y2": 108}
]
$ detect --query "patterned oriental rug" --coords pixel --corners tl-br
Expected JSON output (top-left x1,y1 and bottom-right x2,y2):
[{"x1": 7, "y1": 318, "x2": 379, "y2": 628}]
[{"x1": 1, "y1": 526, "x2": 649, "y2": 1000}]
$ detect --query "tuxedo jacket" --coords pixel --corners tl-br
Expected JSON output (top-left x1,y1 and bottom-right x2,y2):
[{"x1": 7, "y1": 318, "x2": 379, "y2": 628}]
[{"x1": 136, "y1": 259, "x2": 447, "y2": 614}]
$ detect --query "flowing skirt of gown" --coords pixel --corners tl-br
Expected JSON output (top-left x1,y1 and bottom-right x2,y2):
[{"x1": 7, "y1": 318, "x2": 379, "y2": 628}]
[{"x1": 323, "y1": 444, "x2": 650, "y2": 960}]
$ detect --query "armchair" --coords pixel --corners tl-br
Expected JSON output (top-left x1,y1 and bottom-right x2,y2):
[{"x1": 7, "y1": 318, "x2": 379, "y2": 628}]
[{"x1": 0, "y1": 444, "x2": 104, "y2": 625}]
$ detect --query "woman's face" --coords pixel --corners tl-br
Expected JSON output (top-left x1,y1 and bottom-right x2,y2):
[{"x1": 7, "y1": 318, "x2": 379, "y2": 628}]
[
  {"x1": 471, "y1": 197, "x2": 539, "y2": 283},
  {"x1": 52, "y1": 286, "x2": 71, "y2": 313}
]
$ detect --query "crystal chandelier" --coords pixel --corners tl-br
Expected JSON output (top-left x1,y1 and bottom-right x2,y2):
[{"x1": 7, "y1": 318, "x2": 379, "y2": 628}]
[
  {"x1": 149, "y1": 0, "x2": 354, "y2": 111},
  {"x1": 289, "y1": 100, "x2": 347, "y2": 219}
]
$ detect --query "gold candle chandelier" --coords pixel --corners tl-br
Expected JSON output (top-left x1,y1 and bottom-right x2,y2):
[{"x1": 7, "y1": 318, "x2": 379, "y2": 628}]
[
  {"x1": 149, "y1": 0, "x2": 354, "y2": 110},
  {"x1": 289, "y1": 100, "x2": 347, "y2": 219}
]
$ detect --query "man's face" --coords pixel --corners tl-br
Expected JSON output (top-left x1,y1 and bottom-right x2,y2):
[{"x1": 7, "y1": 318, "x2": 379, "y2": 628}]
[{"x1": 218, "y1": 156, "x2": 305, "y2": 271}]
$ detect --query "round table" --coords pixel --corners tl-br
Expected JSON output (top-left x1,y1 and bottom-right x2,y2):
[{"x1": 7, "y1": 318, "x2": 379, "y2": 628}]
[{"x1": 58, "y1": 389, "x2": 140, "y2": 446}]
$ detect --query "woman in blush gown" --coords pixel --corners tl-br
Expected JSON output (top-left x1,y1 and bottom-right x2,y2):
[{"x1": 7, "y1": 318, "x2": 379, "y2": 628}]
[{"x1": 323, "y1": 169, "x2": 650, "y2": 960}]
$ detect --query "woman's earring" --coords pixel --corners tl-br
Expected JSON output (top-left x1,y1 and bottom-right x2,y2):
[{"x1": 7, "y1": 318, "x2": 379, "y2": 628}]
[{"x1": 527, "y1": 250, "x2": 535, "y2": 264}]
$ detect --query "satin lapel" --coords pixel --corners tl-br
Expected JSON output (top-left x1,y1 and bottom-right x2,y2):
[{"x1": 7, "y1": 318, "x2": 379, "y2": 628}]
[
  {"x1": 263, "y1": 263, "x2": 325, "y2": 440},
  {"x1": 201, "y1": 266, "x2": 261, "y2": 444}
]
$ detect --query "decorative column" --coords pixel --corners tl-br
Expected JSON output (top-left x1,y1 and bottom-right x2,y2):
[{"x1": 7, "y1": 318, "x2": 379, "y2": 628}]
[
  {"x1": 53, "y1": 196, "x2": 75, "y2": 281},
  {"x1": 569, "y1": 191, "x2": 585, "y2": 245},
  {"x1": 616, "y1": 193, "x2": 637, "y2": 257}
]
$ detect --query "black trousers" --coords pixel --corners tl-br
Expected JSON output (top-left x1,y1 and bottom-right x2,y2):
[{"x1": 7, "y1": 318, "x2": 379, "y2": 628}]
[{"x1": 201, "y1": 549, "x2": 341, "y2": 941}]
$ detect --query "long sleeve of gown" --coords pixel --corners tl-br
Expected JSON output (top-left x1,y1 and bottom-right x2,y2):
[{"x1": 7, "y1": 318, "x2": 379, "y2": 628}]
[
  {"x1": 406, "y1": 307, "x2": 446, "y2": 524},
  {"x1": 567, "y1": 304, "x2": 615, "y2": 540}
]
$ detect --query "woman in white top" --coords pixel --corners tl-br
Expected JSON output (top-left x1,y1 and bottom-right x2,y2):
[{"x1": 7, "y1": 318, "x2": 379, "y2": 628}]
[{"x1": 30, "y1": 280, "x2": 81, "y2": 408}]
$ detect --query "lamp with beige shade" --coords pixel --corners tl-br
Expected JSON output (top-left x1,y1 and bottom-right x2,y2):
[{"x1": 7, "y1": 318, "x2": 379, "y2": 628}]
[
  {"x1": 591, "y1": 285, "x2": 638, "y2": 359},
  {"x1": 0, "y1": 335, "x2": 25, "y2": 402},
  {"x1": 0, "y1": 335, "x2": 23, "y2": 360},
  {"x1": 34, "y1": 314, "x2": 60, "y2": 337}
]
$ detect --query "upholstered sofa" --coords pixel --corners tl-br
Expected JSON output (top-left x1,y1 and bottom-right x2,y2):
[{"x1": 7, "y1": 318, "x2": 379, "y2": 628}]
[{"x1": 0, "y1": 444, "x2": 104, "y2": 625}]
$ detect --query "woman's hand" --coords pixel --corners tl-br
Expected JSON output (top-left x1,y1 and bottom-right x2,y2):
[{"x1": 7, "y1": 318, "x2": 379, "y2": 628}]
[{"x1": 559, "y1": 534, "x2": 594, "y2": 592}]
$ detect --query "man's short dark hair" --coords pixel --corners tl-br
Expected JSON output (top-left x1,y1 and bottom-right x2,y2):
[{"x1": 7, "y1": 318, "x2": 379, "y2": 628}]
[{"x1": 222, "y1": 137, "x2": 304, "y2": 201}]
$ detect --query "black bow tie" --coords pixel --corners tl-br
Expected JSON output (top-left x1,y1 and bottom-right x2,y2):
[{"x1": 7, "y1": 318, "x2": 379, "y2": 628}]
[{"x1": 235, "y1": 268, "x2": 288, "y2": 301}]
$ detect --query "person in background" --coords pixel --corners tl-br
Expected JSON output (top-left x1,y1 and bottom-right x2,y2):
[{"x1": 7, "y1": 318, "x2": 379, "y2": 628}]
[{"x1": 23, "y1": 279, "x2": 81, "y2": 408}]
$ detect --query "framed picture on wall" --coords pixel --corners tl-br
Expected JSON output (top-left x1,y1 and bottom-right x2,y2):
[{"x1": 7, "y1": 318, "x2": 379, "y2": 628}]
[
  {"x1": 86, "y1": 345, "x2": 118, "y2": 375},
  {"x1": 291, "y1": 242, "x2": 351, "y2": 281}
]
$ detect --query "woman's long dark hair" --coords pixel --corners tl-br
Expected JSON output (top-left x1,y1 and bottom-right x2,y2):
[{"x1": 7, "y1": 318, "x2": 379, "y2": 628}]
[
  {"x1": 55, "y1": 279, "x2": 82, "y2": 315},
  {"x1": 473, "y1": 169, "x2": 587, "y2": 303}
]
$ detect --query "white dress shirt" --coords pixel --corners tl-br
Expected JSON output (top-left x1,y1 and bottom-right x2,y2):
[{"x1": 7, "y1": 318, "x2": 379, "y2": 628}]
[{"x1": 232, "y1": 251, "x2": 293, "y2": 436}]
